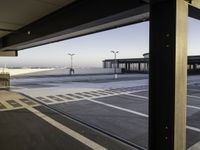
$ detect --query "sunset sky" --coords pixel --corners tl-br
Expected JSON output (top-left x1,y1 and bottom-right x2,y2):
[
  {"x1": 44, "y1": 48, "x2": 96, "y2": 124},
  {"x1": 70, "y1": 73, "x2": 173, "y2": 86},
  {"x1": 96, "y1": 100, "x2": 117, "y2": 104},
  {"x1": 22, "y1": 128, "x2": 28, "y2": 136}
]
[{"x1": 0, "y1": 17, "x2": 199, "y2": 68}]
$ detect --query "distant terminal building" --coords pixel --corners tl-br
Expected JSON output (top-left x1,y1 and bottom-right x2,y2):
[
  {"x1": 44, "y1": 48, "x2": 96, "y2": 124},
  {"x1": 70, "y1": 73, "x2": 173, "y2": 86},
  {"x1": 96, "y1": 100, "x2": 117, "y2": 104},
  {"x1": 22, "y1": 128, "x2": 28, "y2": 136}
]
[{"x1": 103, "y1": 53, "x2": 200, "y2": 74}]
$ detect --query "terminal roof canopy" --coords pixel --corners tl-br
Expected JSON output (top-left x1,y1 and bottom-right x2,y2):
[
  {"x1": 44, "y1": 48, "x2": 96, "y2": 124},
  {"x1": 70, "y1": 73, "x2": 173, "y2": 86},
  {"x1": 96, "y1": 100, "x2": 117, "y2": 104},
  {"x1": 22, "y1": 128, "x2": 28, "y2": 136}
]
[{"x1": 0, "y1": 0, "x2": 200, "y2": 52}]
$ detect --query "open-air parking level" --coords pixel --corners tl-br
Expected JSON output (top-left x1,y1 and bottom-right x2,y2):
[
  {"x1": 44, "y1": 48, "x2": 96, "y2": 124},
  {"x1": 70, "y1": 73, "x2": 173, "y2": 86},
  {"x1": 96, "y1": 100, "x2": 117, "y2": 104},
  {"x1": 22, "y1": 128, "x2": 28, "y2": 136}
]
[
  {"x1": 0, "y1": 75, "x2": 199, "y2": 149},
  {"x1": 1, "y1": 0, "x2": 200, "y2": 150}
]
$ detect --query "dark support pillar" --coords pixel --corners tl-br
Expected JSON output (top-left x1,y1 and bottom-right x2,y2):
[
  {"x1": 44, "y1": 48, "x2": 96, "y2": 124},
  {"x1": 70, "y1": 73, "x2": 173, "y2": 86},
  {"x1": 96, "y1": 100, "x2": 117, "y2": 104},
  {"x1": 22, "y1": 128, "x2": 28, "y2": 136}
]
[
  {"x1": 138, "y1": 63, "x2": 141, "y2": 71},
  {"x1": 117, "y1": 61, "x2": 119, "y2": 68},
  {"x1": 145, "y1": 63, "x2": 147, "y2": 71},
  {"x1": 149, "y1": 0, "x2": 188, "y2": 150},
  {"x1": 103, "y1": 61, "x2": 106, "y2": 68},
  {"x1": 127, "y1": 63, "x2": 130, "y2": 71},
  {"x1": 194, "y1": 63, "x2": 197, "y2": 70},
  {"x1": 110, "y1": 62, "x2": 112, "y2": 68},
  {"x1": 125, "y1": 63, "x2": 128, "y2": 71}
]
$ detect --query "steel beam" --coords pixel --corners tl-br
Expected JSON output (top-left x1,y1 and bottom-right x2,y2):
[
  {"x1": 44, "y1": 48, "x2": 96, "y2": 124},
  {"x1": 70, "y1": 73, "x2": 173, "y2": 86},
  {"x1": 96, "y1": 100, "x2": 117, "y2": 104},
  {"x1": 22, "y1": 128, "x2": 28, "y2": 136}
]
[
  {"x1": 0, "y1": 0, "x2": 148, "y2": 51},
  {"x1": 189, "y1": 0, "x2": 200, "y2": 9},
  {"x1": 149, "y1": 0, "x2": 188, "y2": 150},
  {"x1": 189, "y1": 5, "x2": 200, "y2": 20}
]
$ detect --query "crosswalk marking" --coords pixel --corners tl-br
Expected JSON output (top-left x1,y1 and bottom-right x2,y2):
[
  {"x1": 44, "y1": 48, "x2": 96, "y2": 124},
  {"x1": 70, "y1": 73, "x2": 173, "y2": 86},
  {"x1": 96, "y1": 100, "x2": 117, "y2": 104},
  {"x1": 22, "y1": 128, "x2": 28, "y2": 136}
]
[
  {"x1": 0, "y1": 86, "x2": 149, "y2": 111},
  {"x1": 36, "y1": 97, "x2": 53, "y2": 103},
  {"x1": 19, "y1": 98, "x2": 37, "y2": 106},
  {"x1": 0, "y1": 99, "x2": 33, "y2": 111},
  {"x1": 0, "y1": 102, "x2": 6, "y2": 109},
  {"x1": 66, "y1": 94, "x2": 83, "y2": 99},
  {"x1": 47, "y1": 96, "x2": 64, "y2": 102},
  {"x1": 75, "y1": 92, "x2": 93, "y2": 98},
  {"x1": 7, "y1": 100, "x2": 22, "y2": 108},
  {"x1": 30, "y1": 88, "x2": 149, "y2": 105},
  {"x1": 56, "y1": 95, "x2": 74, "y2": 100}
]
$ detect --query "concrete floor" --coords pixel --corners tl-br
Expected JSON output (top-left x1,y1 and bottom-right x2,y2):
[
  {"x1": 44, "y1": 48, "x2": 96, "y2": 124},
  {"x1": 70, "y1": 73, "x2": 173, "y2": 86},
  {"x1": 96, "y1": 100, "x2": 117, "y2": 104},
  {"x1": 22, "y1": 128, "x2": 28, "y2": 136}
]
[{"x1": 1, "y1": 74, "x2": 200, "y2": 150}]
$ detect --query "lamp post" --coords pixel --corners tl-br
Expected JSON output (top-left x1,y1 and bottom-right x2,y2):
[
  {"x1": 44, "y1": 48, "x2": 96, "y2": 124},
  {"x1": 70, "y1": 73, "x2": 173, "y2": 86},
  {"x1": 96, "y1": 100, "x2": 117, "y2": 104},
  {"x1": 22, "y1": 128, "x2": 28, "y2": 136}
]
[
  {"x1": 68, "y1": 53, "x2": 75, "y2": 75},
  {"x1": 111, "y1": 51, "x2": 119, "y2": 79}
]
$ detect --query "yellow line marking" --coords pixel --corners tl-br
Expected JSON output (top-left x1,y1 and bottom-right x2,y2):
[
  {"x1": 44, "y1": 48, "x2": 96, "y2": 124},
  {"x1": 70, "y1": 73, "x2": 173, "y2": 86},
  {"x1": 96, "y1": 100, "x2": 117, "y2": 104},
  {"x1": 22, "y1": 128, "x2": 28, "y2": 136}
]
[
  {"x1": 16, "y1": 99, "x2": 107, "y2": 150},
  {"x1": 1, "y1": 101, "x2": 13, "y2": 109}
]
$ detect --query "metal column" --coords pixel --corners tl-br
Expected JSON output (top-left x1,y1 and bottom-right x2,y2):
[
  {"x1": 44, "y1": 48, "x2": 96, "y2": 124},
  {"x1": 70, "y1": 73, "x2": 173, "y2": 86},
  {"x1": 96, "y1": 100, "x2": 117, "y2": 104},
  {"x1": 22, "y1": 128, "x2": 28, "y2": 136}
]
[
  {"x1": 138, "y1": 63, "x2": 141, "y2": 72},
  {"x1": 149, "y1": 0, "x2": 188, "y2": 150}
]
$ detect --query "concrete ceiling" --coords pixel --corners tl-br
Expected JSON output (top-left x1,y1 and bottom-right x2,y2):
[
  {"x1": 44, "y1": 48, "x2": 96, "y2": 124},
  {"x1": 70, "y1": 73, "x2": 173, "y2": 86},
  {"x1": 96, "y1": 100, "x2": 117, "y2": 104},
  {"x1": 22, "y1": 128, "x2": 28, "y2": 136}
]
[
  {"x1": 0, "y1": 0, "x2": 199, "y2": 52},
  {"x1": 0, "y1": 0, "x2": 76, "y2": 38}
]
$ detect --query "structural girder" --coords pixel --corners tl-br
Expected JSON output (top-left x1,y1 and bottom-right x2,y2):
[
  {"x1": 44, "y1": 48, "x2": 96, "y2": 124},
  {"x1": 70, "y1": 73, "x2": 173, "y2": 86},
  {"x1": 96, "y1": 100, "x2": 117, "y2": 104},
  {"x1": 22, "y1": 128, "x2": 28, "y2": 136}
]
[
  {"x1": 0, "y1": 0, "x2": 200, "y2": 52},
  {"x1": 189, "y1": 0, "x2": 200, "y2": 9},
  {"x1": 0, "y1": 0, "x2": 148, "y2": 51}
]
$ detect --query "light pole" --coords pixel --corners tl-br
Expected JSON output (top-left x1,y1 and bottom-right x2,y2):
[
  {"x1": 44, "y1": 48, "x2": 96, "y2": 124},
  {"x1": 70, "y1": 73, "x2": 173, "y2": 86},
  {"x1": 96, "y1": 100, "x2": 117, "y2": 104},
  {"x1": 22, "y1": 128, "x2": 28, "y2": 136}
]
[
  {"x1": 111, "y1": 51, "x2": 119, "y2": 79},
  {"x1": 68, "y1": 53, "x2": 75, "y2": 75}
]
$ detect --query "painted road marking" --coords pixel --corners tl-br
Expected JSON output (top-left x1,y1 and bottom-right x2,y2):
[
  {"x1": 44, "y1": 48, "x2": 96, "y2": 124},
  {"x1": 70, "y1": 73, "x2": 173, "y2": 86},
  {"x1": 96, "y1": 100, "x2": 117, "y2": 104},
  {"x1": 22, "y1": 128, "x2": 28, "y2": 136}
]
[
  {"x1": 94, "y1": 91, "x2": 108, "y2": 95},
  {"x1": 7, "y1": 100, "x2": 22, "y2": 108},
  {"x1": 188, "y1": 95, "x2": 200, "y2": 100},
  {"x1": 127, "y1": 93, "x2": 200, "y2": 111},
  {"x1": 0, "y1": 102, "x2": 6, "y2": 109},
  {"x1": 187, "y1": 105, "x2": 200, "y2": 110},
  {"x1": 47, "y1": 96, "x2": 64, "y2": 102},
  {"x1": 0, "y1": 101, "x2": 13, "y2": 109},
  {"x1": 75, "y1": 93, "x2": 92, "y2": 98},
  {"x1": 66, "y1": 94, "x2": 83, "y2": 99},
  {"x1": 87, "y1": 99, "x2": 148, "y2": 118},
  {"x1": 57, "y1": 95, "x2": 74, "y2": 100},
  {"x1": 15, "y1": 99, "x2": 107, "y2": 150},
  {"x1": 32, "y1": 90, "x2": 148, "y2": 106},
  {"x1": 85, "y1": 97, "x2": 200, "y2": 134},
  {"x1": 188, "y1": 141, "x2": 200, "y2": 150},
  {"x1": 36, "y1": 97, "x2": 52, "y2": 103},
  {"x1": 126, "y1": 93, "x2": 148, "y2": 100},
  {"x1": 82, "y1": 92, "x2": 96, "y2": 97},
  {"x1": 19, "y1": 98, "x2": 37, "y2": 106},
  {"x1": 100, "y1": 90, "x2": 115, "y2": 94}
]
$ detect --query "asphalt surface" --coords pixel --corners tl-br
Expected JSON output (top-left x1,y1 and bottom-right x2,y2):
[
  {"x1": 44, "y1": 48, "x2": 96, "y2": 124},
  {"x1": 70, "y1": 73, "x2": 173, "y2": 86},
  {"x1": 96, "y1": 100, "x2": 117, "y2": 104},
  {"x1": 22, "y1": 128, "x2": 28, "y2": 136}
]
[
  {"x1": 0, "y1": 109, "x2": 92, "y2": 150},
  {"x1": 44, "y1": 90, "x2": 200, "y2": 149},
  {"x1": 1, "y1": 75, "x2": 200, "y2": 150}
]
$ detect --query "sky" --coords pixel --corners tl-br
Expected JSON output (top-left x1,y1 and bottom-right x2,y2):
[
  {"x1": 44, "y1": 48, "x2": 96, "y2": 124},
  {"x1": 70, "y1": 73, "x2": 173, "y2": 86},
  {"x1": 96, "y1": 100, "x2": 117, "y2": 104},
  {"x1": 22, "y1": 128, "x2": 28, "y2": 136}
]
[{"x1": 0, "y1": 17, "x2": 199, "y2": 68}]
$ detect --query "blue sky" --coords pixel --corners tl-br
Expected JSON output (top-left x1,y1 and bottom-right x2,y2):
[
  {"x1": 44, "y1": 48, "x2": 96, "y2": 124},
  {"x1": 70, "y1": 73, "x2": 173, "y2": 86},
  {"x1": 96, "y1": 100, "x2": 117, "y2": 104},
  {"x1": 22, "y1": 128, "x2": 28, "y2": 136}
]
[{"x1": 0, "y1": 17, "x2": 199, "y2": 68}]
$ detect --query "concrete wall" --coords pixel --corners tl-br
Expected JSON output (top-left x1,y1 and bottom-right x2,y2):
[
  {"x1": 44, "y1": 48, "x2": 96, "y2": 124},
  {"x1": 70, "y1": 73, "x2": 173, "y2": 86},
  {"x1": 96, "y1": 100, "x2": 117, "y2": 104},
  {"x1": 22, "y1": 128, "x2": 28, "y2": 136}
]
[
  {"x1": 0, "y1": 68, "x2": 121, "y2": 77},
  {"x1": 0, "y1": 68, "x2": 53, "y2": 76}
]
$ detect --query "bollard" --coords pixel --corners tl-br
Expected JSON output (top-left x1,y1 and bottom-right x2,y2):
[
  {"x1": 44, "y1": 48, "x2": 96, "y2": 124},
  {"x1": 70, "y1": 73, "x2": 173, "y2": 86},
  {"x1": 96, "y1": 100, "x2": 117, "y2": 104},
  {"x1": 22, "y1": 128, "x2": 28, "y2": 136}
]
[{"x1": 0, "y1": 72, "x2": 10, "y2": 89}]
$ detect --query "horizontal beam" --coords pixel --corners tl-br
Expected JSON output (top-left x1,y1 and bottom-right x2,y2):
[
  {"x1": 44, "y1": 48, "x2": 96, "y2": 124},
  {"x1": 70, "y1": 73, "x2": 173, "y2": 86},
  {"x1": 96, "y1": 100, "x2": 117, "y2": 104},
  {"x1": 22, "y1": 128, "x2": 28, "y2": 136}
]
[
  {"x1": 0, "y1": 0, "x2": 148, "y2": 51},
  {"x1": 1, "y1": 0, "x2": 200, "y2": 52},
  {"x1": 190, "y1": 0, "x2": 200, "y2": 9},
  {"x1": 189, "y1": 4, "x2": 200, "y2": 20},
  {"x1": 0, "y1": 51, "x2": 18, "y2": 57}
]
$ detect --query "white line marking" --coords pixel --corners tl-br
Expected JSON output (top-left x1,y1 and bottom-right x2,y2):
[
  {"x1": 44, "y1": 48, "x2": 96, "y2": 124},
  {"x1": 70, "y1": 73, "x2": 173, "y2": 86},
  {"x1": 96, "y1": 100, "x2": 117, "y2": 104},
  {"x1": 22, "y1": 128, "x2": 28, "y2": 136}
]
[
  {"x1": 188, "y1": 141, "x2": 200, "y2": 150},
  {"x1": 87, "y1": 99, "x2": 148, "y2": 118},
  {"x1": 188, "y1": 95, "x2": 200, "y2": 99},
  {"x1": 187, "y1": 126, "x2": 200, "y2": 133},
  {"x1": 16, "y1": 99, "x2": 107, "y2": 150},
  {"x1": 31, "y1": 89, "x2": 146, "y2": 106},
  {"x1": 187, "y1": 105, "x2": 200, "y2": 110},
  {"x1": 85, "y1": 97, "x2": 200, "y2": 133},
  {"x1": 0, "y1": 107, "x2": 24, "y2": 112},
  {"x1": 126, "y1": 93, "x2": 200, "y2": 111},
  {"x1": 126, "y1": 94, "x2": 148, "y2": 100},
  {"x1": 1, "y1": 101, "x2": 14, "y2": 109}
]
